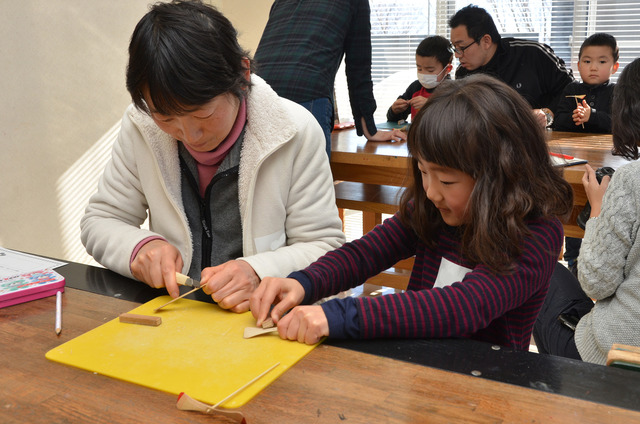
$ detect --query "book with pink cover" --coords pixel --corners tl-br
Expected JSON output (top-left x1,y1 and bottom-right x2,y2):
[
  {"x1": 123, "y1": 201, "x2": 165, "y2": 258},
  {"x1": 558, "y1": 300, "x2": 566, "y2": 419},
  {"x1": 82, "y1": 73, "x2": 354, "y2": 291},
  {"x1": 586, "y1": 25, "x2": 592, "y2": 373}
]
[{"x1": 0, "y1": 269, "x2": 65, "y2": 308}]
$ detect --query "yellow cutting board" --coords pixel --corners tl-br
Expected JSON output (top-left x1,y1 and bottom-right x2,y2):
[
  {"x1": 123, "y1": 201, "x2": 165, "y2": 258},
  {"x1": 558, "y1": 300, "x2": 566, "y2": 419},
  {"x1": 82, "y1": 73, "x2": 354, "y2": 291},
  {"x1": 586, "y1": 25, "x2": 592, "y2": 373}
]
[{"x1": 45, "y1": 296, "x2": 320, "y2": 408}]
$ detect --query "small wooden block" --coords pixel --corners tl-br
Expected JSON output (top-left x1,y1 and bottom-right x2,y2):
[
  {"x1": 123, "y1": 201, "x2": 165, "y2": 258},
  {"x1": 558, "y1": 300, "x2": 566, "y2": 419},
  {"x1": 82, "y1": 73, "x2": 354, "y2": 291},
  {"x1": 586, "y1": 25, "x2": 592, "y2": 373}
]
[
  {"x1": 262, "y1": 317, "x2": 275, "y2": 329},
  {"x1": 243, "y1": 326, "x2": 278, "y2": 339},
  {"x1": 119, "y1": 313, "x2": 162, "y2": 327}
]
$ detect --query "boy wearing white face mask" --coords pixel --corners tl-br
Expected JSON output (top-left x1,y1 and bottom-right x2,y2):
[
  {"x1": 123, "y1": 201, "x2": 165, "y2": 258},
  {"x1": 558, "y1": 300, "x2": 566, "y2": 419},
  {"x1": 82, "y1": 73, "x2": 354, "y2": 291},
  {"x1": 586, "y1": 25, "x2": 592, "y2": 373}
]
[{"x1": 387, "y1": 36, "x2": 453, "y2": 123}]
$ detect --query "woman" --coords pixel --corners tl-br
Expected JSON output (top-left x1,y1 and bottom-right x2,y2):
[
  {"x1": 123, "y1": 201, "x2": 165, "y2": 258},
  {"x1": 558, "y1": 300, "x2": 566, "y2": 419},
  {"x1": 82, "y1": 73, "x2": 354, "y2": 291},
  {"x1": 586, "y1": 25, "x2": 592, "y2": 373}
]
[
  {"x1": 534, "y1": 58, "x2": 640, "y2": 364},
  {"x1": 81, "y1": 0, "x2": 344, "y2": 312}
]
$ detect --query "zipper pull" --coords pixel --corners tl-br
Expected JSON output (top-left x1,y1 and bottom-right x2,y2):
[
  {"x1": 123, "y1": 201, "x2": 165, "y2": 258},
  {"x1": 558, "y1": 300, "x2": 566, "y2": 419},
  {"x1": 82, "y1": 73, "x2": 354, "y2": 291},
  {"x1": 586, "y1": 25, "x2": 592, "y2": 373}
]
[{"x1": 201, "y1": 219, "x2": 212, "y2": 239}]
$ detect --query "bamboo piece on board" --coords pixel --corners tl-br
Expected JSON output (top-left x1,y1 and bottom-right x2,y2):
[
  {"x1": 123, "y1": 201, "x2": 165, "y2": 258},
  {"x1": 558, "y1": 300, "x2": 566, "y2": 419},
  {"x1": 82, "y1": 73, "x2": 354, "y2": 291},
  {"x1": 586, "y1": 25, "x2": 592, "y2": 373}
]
[
  {"x1": 243, "y1": 315, "x2": 277, "y2": 338},
  {"x1": 262, "y1": 317, "x2": 275, "y2": 329},
  {"x1": 118, "y1": 313, "x2": 162, "y2": 327},
  {"x1": 243, "y1": 326, "x2": 278, "y2": 339}
]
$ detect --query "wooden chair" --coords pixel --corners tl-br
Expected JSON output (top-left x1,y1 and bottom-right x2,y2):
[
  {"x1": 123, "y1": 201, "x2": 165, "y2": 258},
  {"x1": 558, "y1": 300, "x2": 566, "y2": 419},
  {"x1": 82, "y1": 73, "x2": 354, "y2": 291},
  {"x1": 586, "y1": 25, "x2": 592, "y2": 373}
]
[
  {"x1": 606, "y1": 344, "x2": 640, "y2": 372},
  {"x1": 334, "y1": 181, "x2": 405, "y2": 233},
  {"x1": 334, "y1": 181, "x2": 411, "y2": 290}
]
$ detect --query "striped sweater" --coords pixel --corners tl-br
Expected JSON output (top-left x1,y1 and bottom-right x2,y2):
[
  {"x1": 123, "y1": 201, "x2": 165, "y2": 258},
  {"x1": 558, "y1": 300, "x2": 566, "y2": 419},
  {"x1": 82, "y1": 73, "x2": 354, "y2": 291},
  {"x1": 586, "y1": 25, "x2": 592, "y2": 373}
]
[{"x1": 291, "y1": 211, "x2": 563, "y2": 351}]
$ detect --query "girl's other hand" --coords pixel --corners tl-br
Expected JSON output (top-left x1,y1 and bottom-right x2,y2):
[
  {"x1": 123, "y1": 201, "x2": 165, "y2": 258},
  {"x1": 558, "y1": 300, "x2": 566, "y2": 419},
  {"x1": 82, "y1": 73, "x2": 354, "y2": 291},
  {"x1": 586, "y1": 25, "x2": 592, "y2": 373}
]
[
  {"x1": 278, "y1": 305, "x2": 329, "y2": 344},
  {"x1": 250, "y1": 277, "x2": 305, "y2": 326}
]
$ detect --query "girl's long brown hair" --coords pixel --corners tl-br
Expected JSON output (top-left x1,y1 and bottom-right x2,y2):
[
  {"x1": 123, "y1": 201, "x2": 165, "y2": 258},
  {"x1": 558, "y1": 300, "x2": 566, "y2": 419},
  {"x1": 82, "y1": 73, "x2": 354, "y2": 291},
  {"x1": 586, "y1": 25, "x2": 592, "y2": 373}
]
[
  {"x1": 399, "y1": 74, "x2": 573, "y2": 274},
  {"x1": 612, "y1": 57, "x2": 640, "y2": 160}
]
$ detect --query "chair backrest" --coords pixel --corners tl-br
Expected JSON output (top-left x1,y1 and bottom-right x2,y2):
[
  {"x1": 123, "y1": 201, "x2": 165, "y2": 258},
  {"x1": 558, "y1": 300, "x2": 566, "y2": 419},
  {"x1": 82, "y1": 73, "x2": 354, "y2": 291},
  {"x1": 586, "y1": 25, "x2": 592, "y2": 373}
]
[{"x1": 607, "y1": 343, "x2": 640, "y2": 372}]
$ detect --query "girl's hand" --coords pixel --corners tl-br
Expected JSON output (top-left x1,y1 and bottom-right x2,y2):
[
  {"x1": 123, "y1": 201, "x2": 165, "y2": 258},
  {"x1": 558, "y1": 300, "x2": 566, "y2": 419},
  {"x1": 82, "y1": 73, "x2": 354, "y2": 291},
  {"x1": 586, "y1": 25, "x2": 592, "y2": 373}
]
[
  {"x1": 250, "y1": 277, "x2": 305, "y2": 326},
  {"x1": 582, "y1": 164, "x2": 611, "y2": 218},
  {"x1": 200, "y1": 260, "x2": 259, "y2": 313},
  {"x1": 278, "y1": 305, "x2": 329, "y2": 344},
  {"x1": 131, "y1": 239, "x2": 183, "y2": 298}
]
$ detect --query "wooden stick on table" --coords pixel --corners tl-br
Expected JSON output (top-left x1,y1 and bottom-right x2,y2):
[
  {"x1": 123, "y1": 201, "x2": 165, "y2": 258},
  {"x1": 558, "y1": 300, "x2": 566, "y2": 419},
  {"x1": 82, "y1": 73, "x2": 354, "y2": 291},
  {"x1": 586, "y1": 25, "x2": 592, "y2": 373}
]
[
  {"x1": 176, "y1": 362, "x2": 280, "y2": 421},
  {"x1": 211, "y1": 362, "x2": 280, "y2": 409}
]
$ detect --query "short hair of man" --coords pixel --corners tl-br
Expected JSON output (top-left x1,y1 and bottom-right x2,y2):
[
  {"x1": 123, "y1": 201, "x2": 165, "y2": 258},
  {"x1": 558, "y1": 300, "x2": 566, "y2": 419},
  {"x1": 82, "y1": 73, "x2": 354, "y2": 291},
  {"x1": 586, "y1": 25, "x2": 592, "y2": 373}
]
[
  {"x1": 416, "y1": 35, "x2": 454, "y2": 68},
  {"x1": 448, "y1": 4, "x2": 501, "y2": 44},
  {"x1": 126, "y1": 0, "x2": 253, "y2": 116},
  {"x1": 612, "y1": 58, "x2": 640, "y2": 160},
  {"x1": 579, "y1": 33, "x2": 619, "y2": 63}
]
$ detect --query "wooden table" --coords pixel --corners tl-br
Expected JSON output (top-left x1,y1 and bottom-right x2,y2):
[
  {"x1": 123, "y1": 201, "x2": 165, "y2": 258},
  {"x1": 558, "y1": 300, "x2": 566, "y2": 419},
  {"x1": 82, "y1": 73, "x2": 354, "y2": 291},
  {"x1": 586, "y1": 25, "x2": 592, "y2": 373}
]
[
  {"x1": 331, "y1": 129, "x2": 629, "y2": 238},
  {"x1": 2, "y1": 260, "x2": 640, "y2": 423},
  {"x1": 548, "y1": 132, "x2": 629, "y2": 237}
]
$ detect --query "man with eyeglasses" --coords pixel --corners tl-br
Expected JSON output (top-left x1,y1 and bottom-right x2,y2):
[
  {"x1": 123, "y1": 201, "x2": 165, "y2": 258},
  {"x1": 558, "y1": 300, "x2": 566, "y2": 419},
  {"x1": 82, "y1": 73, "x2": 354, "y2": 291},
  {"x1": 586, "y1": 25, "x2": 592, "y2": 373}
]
[{"x1": 449, "y1": 5, "x2": 574, "y2": 128}]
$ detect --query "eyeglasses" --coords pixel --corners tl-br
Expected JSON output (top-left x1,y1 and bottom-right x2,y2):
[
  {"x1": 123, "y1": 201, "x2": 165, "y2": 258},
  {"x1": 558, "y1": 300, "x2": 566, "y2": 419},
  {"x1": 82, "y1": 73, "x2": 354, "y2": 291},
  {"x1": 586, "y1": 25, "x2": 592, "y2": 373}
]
[{"x1": 451, "y1": 39, "x2": 479, "y2": 55}]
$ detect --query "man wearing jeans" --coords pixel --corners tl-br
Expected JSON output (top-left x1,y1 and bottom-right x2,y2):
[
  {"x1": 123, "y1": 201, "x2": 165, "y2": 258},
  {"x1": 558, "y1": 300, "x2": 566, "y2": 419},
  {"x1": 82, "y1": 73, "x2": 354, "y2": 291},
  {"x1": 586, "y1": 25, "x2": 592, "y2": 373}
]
[{"x1": 254, "y1": 0, "x2": 404, "y2": 158}]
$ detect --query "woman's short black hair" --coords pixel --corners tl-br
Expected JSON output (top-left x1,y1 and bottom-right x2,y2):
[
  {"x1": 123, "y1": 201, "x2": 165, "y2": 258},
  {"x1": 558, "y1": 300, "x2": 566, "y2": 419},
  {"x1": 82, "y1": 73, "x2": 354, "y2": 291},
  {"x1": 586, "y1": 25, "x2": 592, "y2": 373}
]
[{"x1": 126, "y1": 0, "x2": 253, "y2": 115}]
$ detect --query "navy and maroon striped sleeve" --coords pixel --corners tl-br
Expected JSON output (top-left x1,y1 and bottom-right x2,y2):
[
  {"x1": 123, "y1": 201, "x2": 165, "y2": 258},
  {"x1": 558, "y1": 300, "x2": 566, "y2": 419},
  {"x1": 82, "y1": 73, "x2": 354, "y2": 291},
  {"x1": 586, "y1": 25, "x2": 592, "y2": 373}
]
[
  {"x1": 353, "y1": 217, "x2": 563, "y2": 348},
  {"x1": 292, "y1": 213, "x2": 419, "y2": 304}
]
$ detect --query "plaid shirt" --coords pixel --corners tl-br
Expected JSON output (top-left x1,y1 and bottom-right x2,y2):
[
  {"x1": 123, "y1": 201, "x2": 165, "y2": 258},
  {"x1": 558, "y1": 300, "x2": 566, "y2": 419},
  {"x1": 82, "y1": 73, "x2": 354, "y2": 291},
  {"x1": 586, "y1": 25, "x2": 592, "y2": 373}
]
[{"x1": 254, "y1": 0, "x2": 377, "y2": 136}]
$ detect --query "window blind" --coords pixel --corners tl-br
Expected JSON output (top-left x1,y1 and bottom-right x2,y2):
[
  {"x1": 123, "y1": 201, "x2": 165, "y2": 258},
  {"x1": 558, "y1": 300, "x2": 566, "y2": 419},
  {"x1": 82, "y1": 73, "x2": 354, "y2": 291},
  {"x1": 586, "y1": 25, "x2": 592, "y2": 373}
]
[{"x1": 334, "y1": 0, "x2": 640, "y2": 125}]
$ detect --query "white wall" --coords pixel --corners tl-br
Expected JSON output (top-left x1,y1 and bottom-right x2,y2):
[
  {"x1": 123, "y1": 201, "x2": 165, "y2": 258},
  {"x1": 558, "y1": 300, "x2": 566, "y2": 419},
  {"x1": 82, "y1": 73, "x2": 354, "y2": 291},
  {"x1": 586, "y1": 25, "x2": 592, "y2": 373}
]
[{"x1": 0, "y1": 1, "x2": 272, "y2": 264}]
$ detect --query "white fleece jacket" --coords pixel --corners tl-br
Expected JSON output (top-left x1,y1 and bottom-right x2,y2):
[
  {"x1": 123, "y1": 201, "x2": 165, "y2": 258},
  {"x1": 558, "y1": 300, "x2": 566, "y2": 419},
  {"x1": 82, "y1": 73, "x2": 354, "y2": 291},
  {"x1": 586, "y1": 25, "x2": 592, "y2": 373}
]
[{"x1": 81, "y1": 75, "x2": 345, "y2": 280}]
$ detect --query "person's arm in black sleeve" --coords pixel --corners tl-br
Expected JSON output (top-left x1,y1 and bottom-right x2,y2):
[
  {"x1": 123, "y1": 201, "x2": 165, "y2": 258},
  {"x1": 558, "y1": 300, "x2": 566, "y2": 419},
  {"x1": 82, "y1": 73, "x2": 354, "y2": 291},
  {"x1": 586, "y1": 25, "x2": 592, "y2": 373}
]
[
  {"x1": 344, "y1": 0, "x2": 377, "y2": 137},
  {"x1": 541, "y1": 44, "x2": 574, "y2": 115}
]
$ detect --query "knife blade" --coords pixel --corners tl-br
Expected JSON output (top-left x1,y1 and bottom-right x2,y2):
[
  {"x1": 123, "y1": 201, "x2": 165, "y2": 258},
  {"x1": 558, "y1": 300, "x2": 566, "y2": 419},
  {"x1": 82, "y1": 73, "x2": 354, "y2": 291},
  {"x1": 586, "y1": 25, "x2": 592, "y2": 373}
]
[{"x1": 175, "y1": 272, "x2": 201, "y2": 288}]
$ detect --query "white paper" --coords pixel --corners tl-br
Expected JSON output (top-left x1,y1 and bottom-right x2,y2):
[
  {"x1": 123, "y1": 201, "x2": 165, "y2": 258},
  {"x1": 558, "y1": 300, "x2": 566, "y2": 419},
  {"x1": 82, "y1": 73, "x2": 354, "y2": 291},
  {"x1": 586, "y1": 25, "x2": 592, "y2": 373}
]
[{"x1": 0, "y1": 247, "x2": 67, "y2": 280}]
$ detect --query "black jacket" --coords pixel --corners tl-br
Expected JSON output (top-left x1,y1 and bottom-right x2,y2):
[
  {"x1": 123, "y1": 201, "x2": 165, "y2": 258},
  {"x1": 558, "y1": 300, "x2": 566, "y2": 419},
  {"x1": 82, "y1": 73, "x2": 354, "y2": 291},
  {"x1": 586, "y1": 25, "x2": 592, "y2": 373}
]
[
  {"x1": 553, "y1": 80, "x2": 614, "y2": 133},
  {"x1": 456, "y1": 37, "x2": 574, "y2": 113}
]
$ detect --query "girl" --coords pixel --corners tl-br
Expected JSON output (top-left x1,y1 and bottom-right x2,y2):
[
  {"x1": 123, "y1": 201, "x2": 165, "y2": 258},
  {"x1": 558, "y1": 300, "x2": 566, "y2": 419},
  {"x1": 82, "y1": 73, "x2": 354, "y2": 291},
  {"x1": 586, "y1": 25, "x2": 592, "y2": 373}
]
[
  {"x1": 534, "y1": 58, "x2": 640, "y2": 364},
  {"x1": 251, "y1": 75, "x2": 573, "y2": 349}
]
